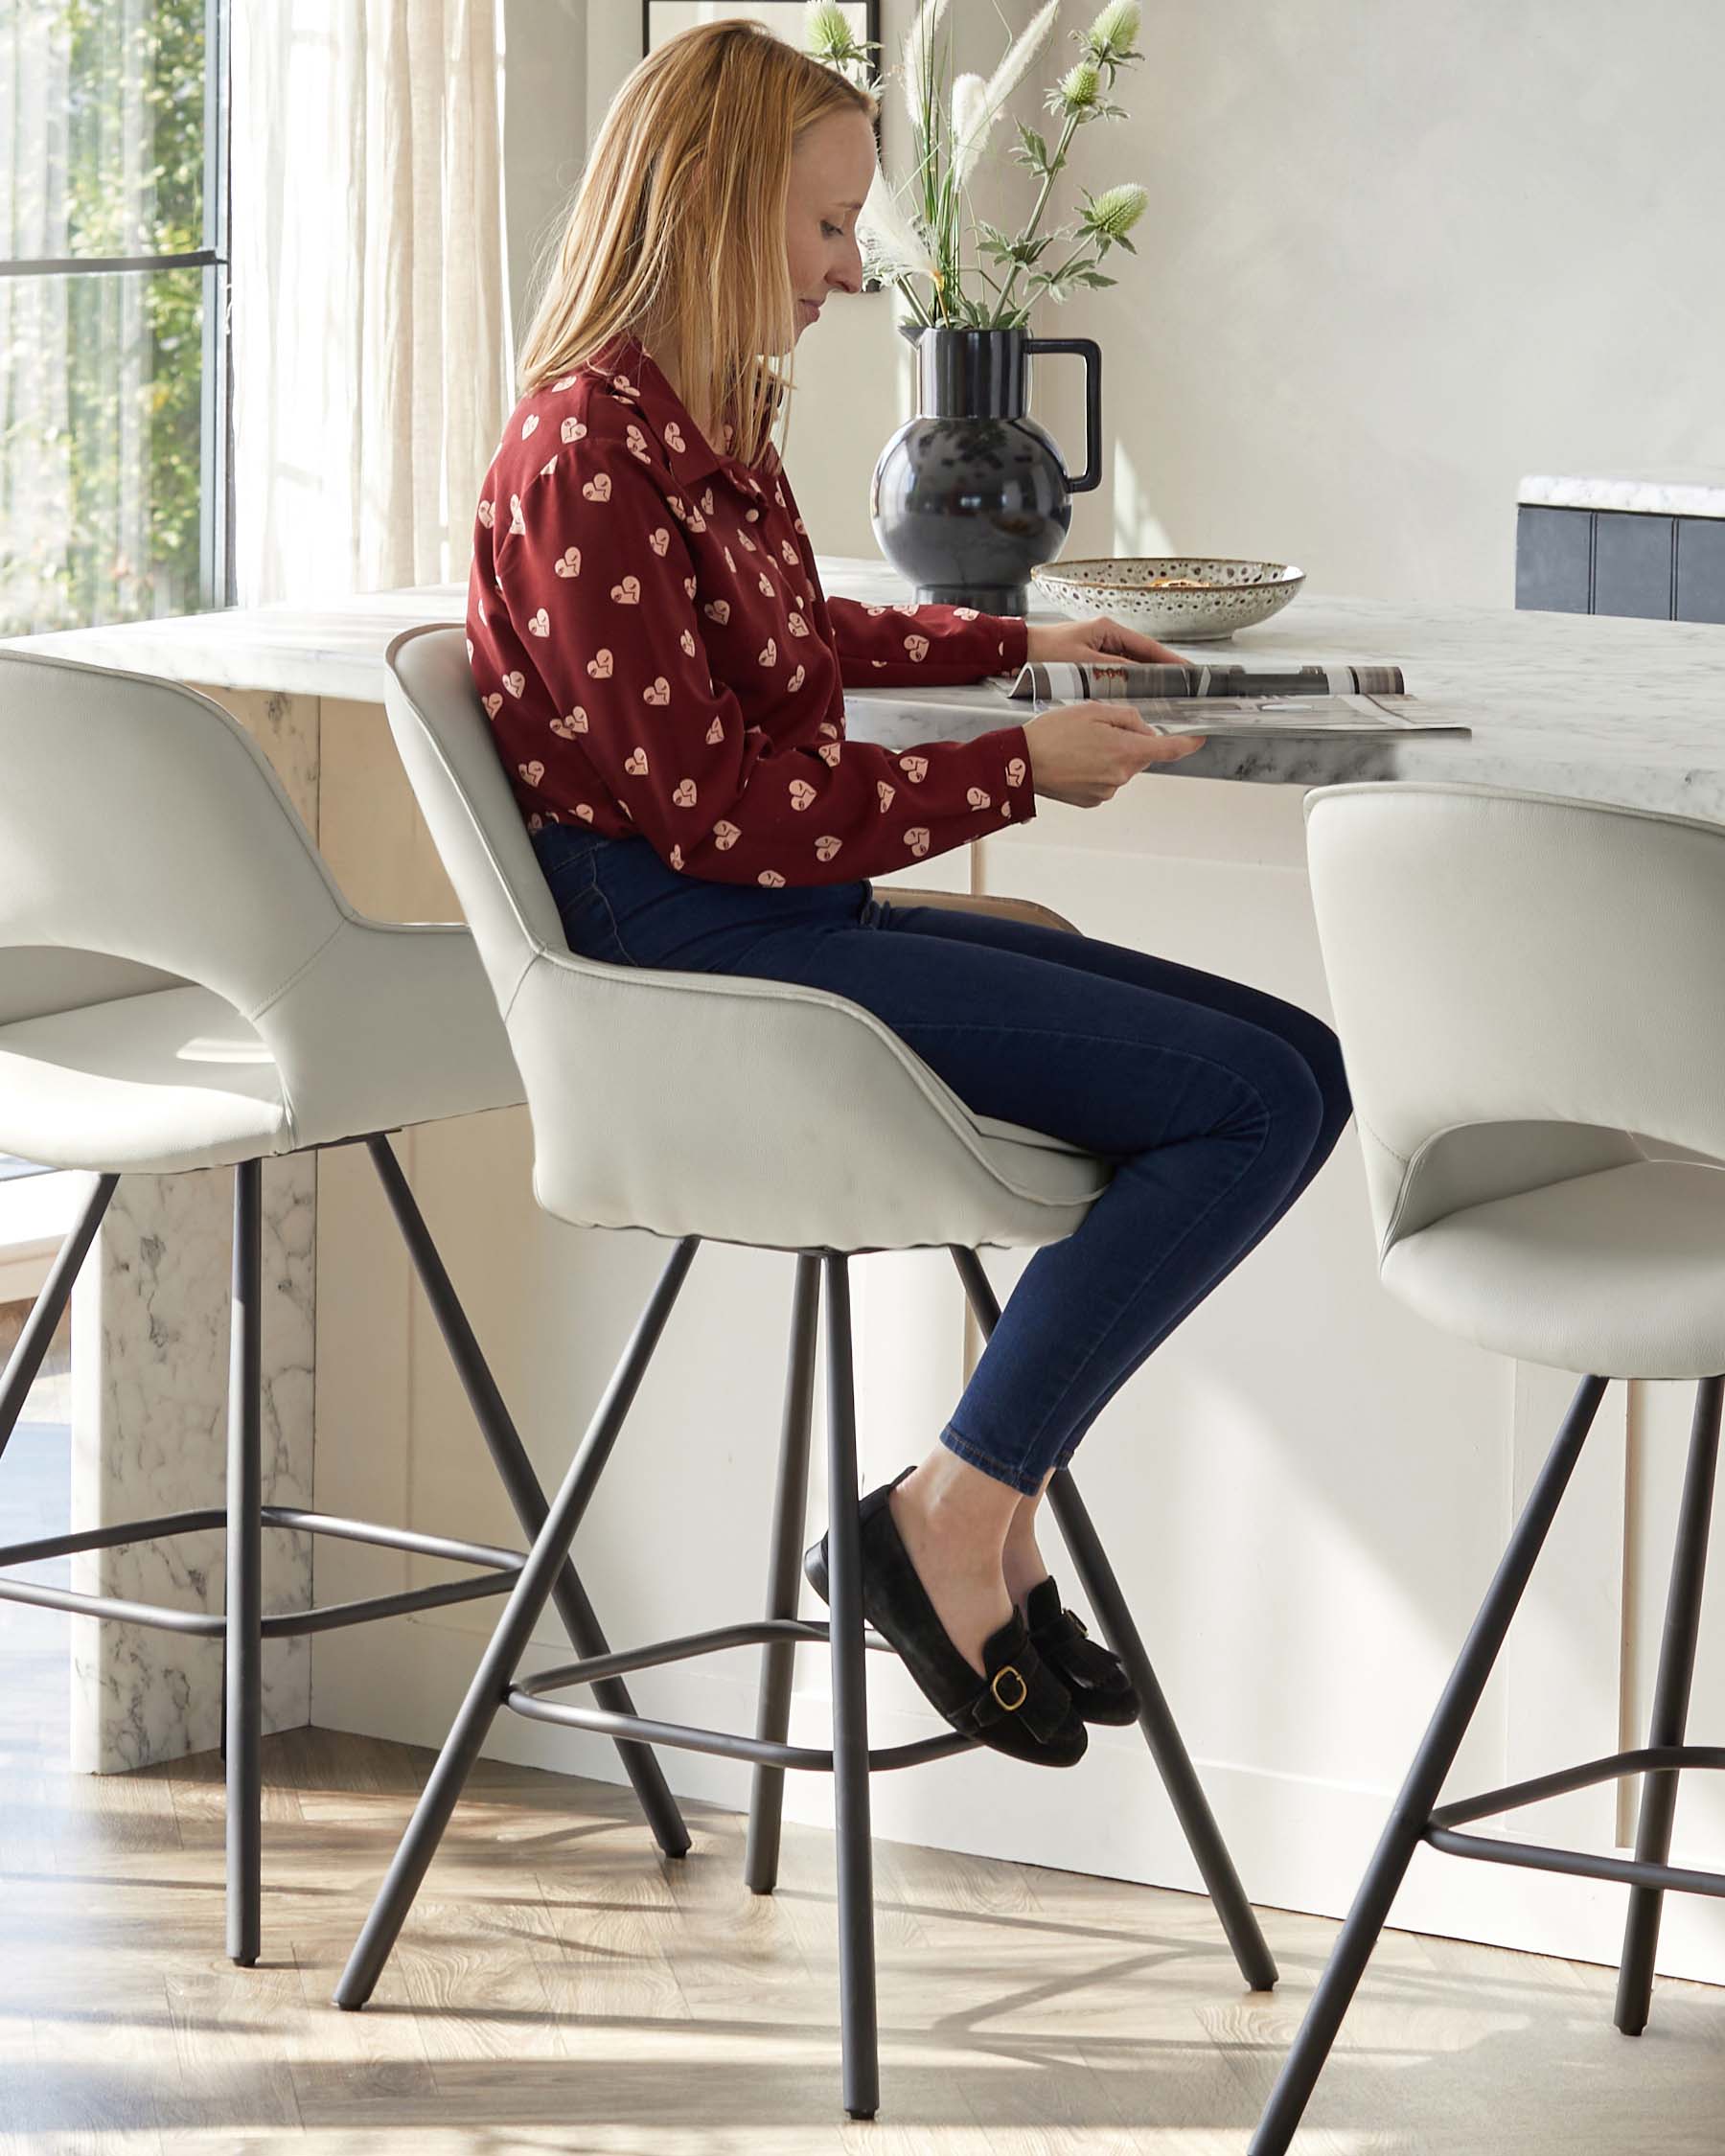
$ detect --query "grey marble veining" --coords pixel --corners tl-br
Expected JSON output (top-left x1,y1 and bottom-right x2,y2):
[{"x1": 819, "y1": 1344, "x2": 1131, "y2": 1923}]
[
  {"x1": 846, "y1": 590, "x2": 1725, "y2": 823},
  {"x1": 69, "y1": 1158, "x2": 314, "y2": 1772},
  {"x1": 1518, "y1": 471, "x2": 1725, "y2": 519},
  {"x1": 4, "y1": 585, "x2": 481, "y2": 705}
]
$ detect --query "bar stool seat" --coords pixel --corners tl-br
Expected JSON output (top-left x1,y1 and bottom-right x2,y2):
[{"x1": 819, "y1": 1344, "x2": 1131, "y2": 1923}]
[
  {"x1": 0, "y1": 927, "x2": 519, "y2": 1173},
  {"x1": 0, "y1": 646, "x2": 698, "y2": 1969},
  {"x1": 1384, "y1": 1156, "x2": 1725, "y2": 1377}
]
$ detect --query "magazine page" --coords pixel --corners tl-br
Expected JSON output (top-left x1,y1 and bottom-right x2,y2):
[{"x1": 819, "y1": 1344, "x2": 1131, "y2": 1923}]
[
  {"x1": 1131, "y1": 693, "x2": 1471, "y2": 738},
  {"x1": 1003, "y1": 660, "x2": 1408, "y2": 703}
]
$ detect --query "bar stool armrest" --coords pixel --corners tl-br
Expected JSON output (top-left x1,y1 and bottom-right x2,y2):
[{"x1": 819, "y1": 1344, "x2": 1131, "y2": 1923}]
[{"x1": 505, "y1": 946, "x2": 1069, "y2": 1247}]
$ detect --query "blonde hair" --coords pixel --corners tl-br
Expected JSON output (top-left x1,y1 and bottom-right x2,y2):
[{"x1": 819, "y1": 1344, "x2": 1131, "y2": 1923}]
[{"x1": 518, "y1": 21, "x2": 878, "y2": 470}]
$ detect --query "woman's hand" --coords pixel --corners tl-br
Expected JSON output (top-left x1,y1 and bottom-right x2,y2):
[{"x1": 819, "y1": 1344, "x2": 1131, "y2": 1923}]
[
  {"x1": 1021, "y1": 701, "x2": 1205, "y2": 807},
  {"x1": 1023, "y1": 612, "x2": 1191, "y2": 670}
]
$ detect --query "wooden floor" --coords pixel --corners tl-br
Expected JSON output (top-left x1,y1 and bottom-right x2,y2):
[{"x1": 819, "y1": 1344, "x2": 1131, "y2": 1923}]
[{"x1": 2, "y1": 1428, "x2": 1722, "y2": 2151}]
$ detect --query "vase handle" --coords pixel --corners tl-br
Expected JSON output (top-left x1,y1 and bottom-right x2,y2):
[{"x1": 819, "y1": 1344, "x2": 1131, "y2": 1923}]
[{"x1": 1022, "y1": 336, "x2": 1102, "y2": 493}]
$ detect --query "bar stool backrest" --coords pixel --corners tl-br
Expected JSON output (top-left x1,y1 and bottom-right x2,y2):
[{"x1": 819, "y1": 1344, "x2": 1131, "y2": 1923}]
[
  {"x1": 0, "y1": 647, "x2": 350, "y2": 1030},
  {"x1": 1304, "y1": 780, "x2": 1725, "y2": 1261},
  {"x1": 380, "y1": 627, "x2": 567, "y2": 1015}
]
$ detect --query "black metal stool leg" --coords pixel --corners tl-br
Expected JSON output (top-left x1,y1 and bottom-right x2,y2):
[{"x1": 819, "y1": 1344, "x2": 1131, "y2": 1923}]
[
  {"x1": 1615, "y1": 1371, "x2": 1723, "y2": 2036},
  {"x1": 821, "y1": 1251, "x2": 879, "y2": 2121},
  {"x1": 745, "y1": 1252, "x2": 821, "y2": 1894},
  {"x1": 1247, "y1": 1372, "x2": 1609, "y2": 2155},
  {"x1": 948, "y1": 1243, "x2": 1278, "y2": 1992},
  {"x1": 0, "y1": 1173, "x2": 118, "y2": 1464},
  {"x1": 334, "y1": 1235, "x2": 699, "y2": 2010},
  {"x1": 363, "y1": 1135, "x2": 691, "y2": 1861},
  {"x1": 226, "y1": 1158, "x2": 264, "y2": 1966}
]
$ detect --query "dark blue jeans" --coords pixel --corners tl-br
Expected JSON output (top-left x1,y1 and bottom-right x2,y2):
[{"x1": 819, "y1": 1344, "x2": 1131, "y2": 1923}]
[{"x1": 532, "y1": 824, "x2": 1352, "y2": 1500}]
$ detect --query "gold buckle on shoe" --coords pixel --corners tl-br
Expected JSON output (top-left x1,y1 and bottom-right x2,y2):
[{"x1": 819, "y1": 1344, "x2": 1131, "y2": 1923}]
[{"x1": 990, "y1": 1664, "x2": 1028, "y2": 1711}]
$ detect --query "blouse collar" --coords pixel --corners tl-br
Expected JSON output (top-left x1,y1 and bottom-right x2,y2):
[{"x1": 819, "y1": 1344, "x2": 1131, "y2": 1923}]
[{"x1": 584, "y1": 332, "x2": 777, "y2": 500}]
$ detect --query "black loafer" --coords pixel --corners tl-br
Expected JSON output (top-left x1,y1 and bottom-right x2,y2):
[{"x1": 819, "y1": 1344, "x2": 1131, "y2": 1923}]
[
  {"x1": 1022, "y1": 1575, "x2": 1140, "y2": 1725},
  {"x1": 803, "y1": 1466, "x2": 1088, "y2": 1769}
]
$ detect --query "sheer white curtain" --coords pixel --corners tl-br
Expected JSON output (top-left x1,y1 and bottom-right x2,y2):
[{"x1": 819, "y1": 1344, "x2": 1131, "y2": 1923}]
[{"x1": 231, "y1": 0, "x2": 511, "y2": 606}]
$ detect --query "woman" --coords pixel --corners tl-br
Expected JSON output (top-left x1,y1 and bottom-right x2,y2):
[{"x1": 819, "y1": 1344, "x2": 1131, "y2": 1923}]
[{"x1": 468, "y1": 23, "x2": 1351, "y2": 1769}]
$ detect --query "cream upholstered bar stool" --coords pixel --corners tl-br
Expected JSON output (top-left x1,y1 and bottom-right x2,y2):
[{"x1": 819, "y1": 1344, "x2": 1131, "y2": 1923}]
[
  {"x1": 333, "y1": 622, "x2": 1281, "y2": 2120},
  {"x1": 0, "y1": 647, "x2": 693, "y2": 1964},
  {"x1": 1252, "y1": 780, "x2": 1725, "y2": 2152}
]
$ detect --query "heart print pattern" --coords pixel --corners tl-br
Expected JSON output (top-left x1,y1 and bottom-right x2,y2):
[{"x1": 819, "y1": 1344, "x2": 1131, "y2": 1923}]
[{"x1": 467, "y1": 342, "x2": 1033, "y2": 882}]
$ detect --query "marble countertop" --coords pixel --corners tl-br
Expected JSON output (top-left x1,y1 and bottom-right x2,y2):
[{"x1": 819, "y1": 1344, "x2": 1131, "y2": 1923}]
[
  {"x1": 1519, "y1": 471, "x2": 1725, "y2": 519},
  {"x1": 11, "y1": 557, "x2": 1725, "y2": 819}
]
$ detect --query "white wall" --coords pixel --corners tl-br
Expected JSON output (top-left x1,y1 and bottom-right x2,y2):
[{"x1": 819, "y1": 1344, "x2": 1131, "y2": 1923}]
[
  {"x1": 537, "y1": 3, "x2": 1725, "y2": 602},
  {"x1": 1060, "y1": 0, "x2": 1725, "y2": 604},
  {"x1": 499, "y1": 0, "x2": 586, "y2": 359}
]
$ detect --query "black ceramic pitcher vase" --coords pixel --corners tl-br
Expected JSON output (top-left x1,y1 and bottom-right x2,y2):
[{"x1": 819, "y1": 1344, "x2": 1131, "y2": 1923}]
[{"x1": 869, "y1": 321, "x2": 1102, "y2": 616}]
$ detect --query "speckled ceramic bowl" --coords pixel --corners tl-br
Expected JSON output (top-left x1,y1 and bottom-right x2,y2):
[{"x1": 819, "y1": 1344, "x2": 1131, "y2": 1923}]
[{"x1": 1031, "y1": 557, "x2": 1304, "y2": 642}]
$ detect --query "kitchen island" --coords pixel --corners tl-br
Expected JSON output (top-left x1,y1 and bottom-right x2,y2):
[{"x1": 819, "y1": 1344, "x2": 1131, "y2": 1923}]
[{"x1": 11, "y1": 567, "x2": 1725, "y2": 1988}]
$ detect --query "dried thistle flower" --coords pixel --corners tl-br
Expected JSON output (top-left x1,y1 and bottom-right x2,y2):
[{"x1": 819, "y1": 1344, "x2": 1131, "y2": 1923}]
[
  {"x1": 1081, "y1": 181, "x2": 1147, "y2": 240},
  {"x1": 1087, "y1": 0, "x2": 1141, "y2": 61},
  {"x1": 1055, "y1": 59, "x2": 1102, "y2": 114}
]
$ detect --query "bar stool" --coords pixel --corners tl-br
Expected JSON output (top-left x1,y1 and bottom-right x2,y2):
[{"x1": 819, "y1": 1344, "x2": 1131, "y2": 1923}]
[
  {"x1": 0, "y1": 647, "x2": 692, "y2": 1964},
  {"x1": 1252, "y1": 780, "x2": 1725, "y2": 2151},
  {"x1": 331, "y1": 622, "x2": 1282, "y2": 2119}
]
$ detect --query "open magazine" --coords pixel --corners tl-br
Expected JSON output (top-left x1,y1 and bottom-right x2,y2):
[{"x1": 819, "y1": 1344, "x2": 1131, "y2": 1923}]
[{"x1": 1000, "y1": 658, "x2": 1473, "y2": 739}]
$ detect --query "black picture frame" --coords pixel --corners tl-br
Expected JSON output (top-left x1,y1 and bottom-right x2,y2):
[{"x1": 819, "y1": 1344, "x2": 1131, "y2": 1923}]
[{"x1": 640, "y1": 1, "x2": 884, "y2": 154}]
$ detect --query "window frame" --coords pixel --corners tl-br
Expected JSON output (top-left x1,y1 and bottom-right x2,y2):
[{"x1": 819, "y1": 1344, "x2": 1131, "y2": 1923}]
[{"x1": 0, "y1": 0, "x2": 235, "y2": 615}]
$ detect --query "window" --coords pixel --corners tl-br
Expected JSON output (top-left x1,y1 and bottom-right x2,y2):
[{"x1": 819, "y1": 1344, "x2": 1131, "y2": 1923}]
[{"x1": 0, "y1": 0, "x2": 231, "y2": 638}]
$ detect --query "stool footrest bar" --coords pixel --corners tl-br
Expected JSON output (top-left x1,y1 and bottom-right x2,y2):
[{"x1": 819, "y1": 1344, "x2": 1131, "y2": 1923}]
[
  {"x1": 0, "y1": 1507, "x2": 526, "y2": 1636},
  {"x1": 1423, "y1": 1826, "x2": 1725, "y2": 1900},
  {"x1": 1419, "y1": 1742, "x2": 1725, "y2": 1900},
  {"x1": 0, "y1": 1507, "x2": 225, "y2": 1568},
  {"x1": 514, "y1": 1614, "x2": 894, "y2": 1695},
  {"x1": 0, "y1": 1578, "x2": 228, "y2": 1634},
  {"x1": 260, "y1": 1506, "x2": 525, "y2": 1572},
  {"x1": 264, "y1": 1571, "x2": 521, "y2": 1638},
  {"x1": 1429, "y1": 1745, "x2": 1725, "y2": 1828},
  {"x1": 504, "y1": 1687, "x2": 974, "y2": 1772}
]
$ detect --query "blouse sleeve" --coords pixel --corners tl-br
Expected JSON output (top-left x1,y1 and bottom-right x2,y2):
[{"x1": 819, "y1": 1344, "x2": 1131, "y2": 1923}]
[
  {"x1": 826, "y1": 597, "x2": 1031, "y2": 687},
  {"x1": 497, "y1": 437, "x2": 1036, "y2": 888}
]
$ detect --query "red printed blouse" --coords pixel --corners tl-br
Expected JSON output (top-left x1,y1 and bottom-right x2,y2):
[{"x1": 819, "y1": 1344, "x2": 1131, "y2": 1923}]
[{"x1": 466, "y1": 332, "x2": 1036, "y2": 886}]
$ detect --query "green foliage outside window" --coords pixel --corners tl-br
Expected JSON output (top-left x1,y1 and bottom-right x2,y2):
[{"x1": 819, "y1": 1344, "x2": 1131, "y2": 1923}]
[{"x1": 0, "y1": 0, "x2": 216, "y2": 636}]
